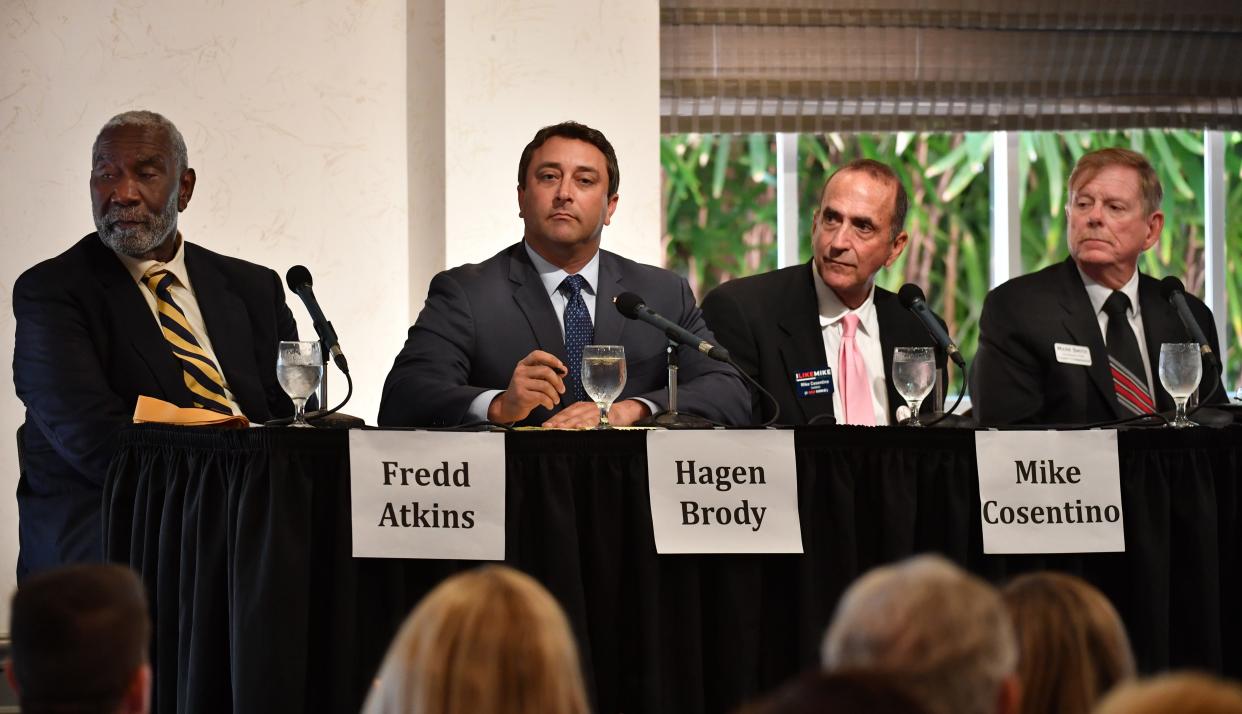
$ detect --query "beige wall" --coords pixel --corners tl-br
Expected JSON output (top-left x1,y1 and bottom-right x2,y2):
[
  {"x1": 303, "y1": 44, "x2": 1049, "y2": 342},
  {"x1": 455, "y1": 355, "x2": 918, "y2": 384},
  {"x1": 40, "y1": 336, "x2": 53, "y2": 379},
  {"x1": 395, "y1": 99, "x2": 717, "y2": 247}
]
[{"x1": 0, "y1": 0, "x2": 659, "y2": 630}]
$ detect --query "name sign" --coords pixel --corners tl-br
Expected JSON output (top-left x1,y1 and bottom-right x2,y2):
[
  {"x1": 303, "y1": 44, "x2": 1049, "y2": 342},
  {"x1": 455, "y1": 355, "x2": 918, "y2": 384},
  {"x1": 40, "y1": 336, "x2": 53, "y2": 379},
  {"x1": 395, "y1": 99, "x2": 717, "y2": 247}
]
[
  {"x1": 348, "y1": 431, "x2": 505, "y2": 560},
  {"x1": 975, "y1": 430, "x2": 1124, "y2": 554},
  {"x1": 646, "y1": 430, "x2": 803, "y2": 554}
]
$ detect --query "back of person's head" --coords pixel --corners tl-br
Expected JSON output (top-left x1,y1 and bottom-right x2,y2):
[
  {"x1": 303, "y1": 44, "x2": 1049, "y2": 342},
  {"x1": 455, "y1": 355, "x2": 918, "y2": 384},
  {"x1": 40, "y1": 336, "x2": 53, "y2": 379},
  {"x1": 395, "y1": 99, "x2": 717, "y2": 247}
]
[
  {"x1": 1094, "y1": 672, "x2": 1242, "y2": 714},
  {"x1": 362, "y1": 564, "x2": 590, "y2": 714},
  {"x1": 740, "y1": 670, "x2": 934, "y2": 714},
  {"x1": 821, "y1": 554, "x2": 1019, "y2": 714},
  {"x1": 1002, "y1": 571, "x2": 1134, "y2": 714},
  {"x1": 8, "y1": 564, "x2": 151, "y2": 714}
]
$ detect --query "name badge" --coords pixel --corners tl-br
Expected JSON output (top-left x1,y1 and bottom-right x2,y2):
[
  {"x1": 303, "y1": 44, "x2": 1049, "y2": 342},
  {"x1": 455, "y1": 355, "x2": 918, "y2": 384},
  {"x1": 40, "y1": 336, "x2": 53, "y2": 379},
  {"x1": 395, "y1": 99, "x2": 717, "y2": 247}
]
[
  {"x1": 1055, "y1": 343, "x2": 1092, "y2": 366},
  {"x1": 794, "y1": 367, "x2": 834, "y2": 398}
]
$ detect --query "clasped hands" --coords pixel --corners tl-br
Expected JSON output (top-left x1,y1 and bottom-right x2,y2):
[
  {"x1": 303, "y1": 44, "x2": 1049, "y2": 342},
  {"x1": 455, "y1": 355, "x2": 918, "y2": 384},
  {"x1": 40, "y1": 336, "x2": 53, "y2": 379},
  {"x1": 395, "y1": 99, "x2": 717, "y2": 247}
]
[{"x1": 486, "y1": 350, "x2": 649, "y2": 428}]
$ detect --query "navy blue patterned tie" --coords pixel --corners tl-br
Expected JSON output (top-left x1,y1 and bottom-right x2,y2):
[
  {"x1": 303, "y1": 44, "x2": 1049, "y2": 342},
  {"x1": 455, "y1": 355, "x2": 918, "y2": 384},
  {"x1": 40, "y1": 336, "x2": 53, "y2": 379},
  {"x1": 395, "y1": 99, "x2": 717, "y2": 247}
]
[{"x1": 559, "y1": 274, "x2": 594, "y2": 404}]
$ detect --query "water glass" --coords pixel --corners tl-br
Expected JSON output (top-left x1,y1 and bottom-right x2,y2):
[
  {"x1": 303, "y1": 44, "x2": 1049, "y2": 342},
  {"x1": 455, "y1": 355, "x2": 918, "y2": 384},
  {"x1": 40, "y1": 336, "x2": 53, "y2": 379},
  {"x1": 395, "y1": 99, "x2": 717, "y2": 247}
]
[
  {"x1": 581, "y1": 345, "x2": 627, "y2": 429},
  {"x1": 1159, "y1": 342, "x2": 1202, "y2": 428},
  {"x1": 277, "y1": 341, "x2": 324, "y2": 428},
  {"x1": 892, "y1": 346, "x2": 936, "y2": 426}
]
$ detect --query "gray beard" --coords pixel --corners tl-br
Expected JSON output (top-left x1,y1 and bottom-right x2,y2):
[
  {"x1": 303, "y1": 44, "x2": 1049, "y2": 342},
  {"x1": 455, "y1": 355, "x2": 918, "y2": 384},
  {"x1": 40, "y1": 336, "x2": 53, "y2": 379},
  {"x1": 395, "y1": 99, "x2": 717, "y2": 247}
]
[{"x1": 95, "y1": 192, "x2": 179, "y2": 257}]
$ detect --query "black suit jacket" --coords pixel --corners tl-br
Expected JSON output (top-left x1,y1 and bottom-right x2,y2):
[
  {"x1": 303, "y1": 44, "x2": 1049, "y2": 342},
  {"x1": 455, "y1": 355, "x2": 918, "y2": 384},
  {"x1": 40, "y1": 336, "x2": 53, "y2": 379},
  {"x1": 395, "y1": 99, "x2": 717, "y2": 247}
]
[
  {"x1": 701, "y1": 263, "x2": 946, "y2": 425},
  {"x1": 12, "y1": 234, "x2": 299, "y2": 578},
  {"x1": 378, "y1": 242, "x2": 750, "y2": 427},
  {"x1": 971, "y1": 257, "x2": 1225, "y2": 426}
]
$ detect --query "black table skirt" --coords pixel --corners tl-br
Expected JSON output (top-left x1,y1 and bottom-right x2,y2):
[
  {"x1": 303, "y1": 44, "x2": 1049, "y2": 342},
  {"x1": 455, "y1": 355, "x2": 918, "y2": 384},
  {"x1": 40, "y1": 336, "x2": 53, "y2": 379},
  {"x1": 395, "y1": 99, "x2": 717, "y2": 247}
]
[{"x1": 102, "y1": 424, "x2": 1242, "y2": 714}]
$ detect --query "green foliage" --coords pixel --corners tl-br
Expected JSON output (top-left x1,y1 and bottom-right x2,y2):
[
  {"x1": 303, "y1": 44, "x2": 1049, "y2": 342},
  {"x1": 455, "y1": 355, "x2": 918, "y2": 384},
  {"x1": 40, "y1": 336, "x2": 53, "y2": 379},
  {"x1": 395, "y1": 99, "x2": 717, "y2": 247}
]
[{"x1": 662, "y1": 130, "x2": 1242, "y2": 393}]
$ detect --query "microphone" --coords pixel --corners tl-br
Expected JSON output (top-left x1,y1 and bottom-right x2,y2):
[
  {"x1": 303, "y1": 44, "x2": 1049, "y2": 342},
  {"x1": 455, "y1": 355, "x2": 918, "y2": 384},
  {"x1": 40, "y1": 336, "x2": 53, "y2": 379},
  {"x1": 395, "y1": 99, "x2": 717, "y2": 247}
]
[
  {"x1": 613, "y1": 292, "x2": 731, "y2": 363},
  {"x1": 285, "y1": 265, "x2": 349, "y2": 374},
  {"x1": 897, "y1": 283, "x2": 964, "y2": 367},
  {"x1": 1160, "y1": 276, "x2": 1219, "y2": 369}
]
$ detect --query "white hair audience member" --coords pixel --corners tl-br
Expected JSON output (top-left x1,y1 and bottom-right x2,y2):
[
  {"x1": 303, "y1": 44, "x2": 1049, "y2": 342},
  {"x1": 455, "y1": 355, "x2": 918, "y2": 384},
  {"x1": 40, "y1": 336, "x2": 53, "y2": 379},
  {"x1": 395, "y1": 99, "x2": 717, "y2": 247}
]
[
  {"x1": 820, "y1": 554, "x2": 1020, "y2": 714},
  {"x1": 361, "y1": 564, "x2": 590, "y2": 714},
  {"x1": 1094, "y1": 672, "x2": 1242, "y2": 714}
]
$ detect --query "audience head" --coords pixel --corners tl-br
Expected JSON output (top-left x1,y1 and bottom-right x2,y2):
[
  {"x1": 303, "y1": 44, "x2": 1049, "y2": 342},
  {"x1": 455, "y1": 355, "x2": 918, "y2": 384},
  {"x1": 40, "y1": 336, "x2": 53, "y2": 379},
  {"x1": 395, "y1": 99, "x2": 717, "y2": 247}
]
[
  {"x1": 821, "y1": 554, "x2": 1019, "y2": 714},
  {"x1": 361, "y1": 564, "x2": 589, "y2": 714},
  {"x1": 1065, "y1": 147, "x2": 1163, "y2": 289},
  {"x1": 812, "y1": 158, "x2": 910, "y2": 309},
  {"x1": 90, "y1": 110, "x2": 195, "y2": 258},
  {"x1": 741, "y1": 670, "x2": 933, "y2": 714},
  {"x1": 8, "y1": 563, "x2": 151, "y2": 714},
  {"x1": 1001, "y1": 571, "x2": 1134, "y2": 714},
  {"x1": 1094, "y1": 672, "x2": 1242, "y2": 714}
]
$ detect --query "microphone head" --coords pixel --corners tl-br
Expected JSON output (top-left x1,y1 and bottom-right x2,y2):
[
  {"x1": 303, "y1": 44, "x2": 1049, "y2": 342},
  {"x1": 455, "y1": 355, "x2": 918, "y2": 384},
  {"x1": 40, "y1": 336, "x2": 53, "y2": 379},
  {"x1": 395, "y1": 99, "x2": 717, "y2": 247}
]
[
  {"x1": 897, "y1": 283, "x2": 926, "y2": 309},
  {"x1": 286, "y1": 265, "x2": 313, "y2": 292},
  {"x1": 614, "y1": 291, "x2": 645, "y2": 319},
  {"x1": 1160, "y1": 275, "x2": 1186, "y2": 300}
]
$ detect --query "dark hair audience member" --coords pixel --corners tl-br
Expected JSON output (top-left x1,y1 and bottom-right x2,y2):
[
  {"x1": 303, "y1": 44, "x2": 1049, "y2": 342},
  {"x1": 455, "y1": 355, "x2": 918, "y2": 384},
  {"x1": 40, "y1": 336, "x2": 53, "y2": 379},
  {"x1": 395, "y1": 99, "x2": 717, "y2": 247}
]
[
  {"x1": 1002, "y1": 571, "x2": 1134, "y2": 714},
  {"x1": 361, "y1": 564, "x2": 590, "y2": 714},
  {"x1": 1094, "y1": 672, "x2": 1242, "y2": 714},
  {"x1": 7, "y1": 563, "x2": 151, "y2": 714},
  {"x1": 740, "y1": 670, "x2": 933, "y2": 714}
]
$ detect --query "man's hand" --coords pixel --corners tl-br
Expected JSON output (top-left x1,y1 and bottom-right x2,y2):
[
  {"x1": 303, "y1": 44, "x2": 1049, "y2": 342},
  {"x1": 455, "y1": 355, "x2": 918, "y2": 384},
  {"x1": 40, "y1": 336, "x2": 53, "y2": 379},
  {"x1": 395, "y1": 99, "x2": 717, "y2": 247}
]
[
  {"x1": 542, "y1": 399, "x2": 652, "y2": 429},
  {"x1": 487, "y1": 350, "x2": 567, "y2": 424}
]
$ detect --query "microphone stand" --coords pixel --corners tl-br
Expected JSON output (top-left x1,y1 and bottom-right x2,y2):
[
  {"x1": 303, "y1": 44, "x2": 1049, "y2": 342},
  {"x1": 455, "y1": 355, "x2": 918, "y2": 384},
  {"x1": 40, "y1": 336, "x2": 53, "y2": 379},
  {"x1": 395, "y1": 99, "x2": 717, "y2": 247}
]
[
  {"x1": 653, "y1": 340, "x2": 714, "y2": 429},
  {"x1": 316, "y1": 338, "x2": 329, "y2": 410}
]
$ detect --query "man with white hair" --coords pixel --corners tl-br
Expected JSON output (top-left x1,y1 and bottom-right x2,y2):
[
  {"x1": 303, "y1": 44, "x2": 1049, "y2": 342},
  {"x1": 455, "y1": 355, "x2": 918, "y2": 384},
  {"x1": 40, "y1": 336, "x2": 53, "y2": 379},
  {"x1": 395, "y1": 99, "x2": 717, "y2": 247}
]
[
  {"x1": 12, "y1": 110, "x2": 301, "y2": 578},
  {"x1": 821, "y1": 554, "x2": 1022, "y2": 714}
]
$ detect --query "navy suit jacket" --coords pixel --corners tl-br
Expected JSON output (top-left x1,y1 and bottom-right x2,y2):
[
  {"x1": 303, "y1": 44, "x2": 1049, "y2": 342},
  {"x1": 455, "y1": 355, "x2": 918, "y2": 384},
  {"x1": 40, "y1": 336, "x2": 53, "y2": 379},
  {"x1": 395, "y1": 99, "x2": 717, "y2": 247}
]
[
  {"x1": 378, "y1": 242, "x2": 751, "y2": 427},
  {"x1": 12, "y1": 234, "x2": 299, "y2": 578},
  {"x1": 701, "y1": 263, "x2": 946, "y2": 425},
  {"x1": 971, "y1": 257, "x2": 1225, "y2": 426}
]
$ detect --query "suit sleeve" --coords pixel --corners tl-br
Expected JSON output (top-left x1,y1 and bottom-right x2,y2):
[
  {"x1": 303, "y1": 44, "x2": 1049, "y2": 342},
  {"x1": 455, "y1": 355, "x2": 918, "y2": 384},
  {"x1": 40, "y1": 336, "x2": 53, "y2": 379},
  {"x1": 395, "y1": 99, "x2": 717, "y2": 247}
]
[
  {"x1": 633, "y1": 279, "x2": 753, "y2": 426},
  {"x1": 377, "y1": 271, "x2": 487, "y2": 427},
  {"x1": 12, "y1": 272, "x2": 129, "y2": 486},
  {"x1": 970, "y1": 287, "x2": 1046, "y2": 425},
  {"x1": 1191, "y1": 297, "x2": 1229, "y2": 405},
  {"x1": 700, "y1": 285, "x2": 765, "y2": 422}
]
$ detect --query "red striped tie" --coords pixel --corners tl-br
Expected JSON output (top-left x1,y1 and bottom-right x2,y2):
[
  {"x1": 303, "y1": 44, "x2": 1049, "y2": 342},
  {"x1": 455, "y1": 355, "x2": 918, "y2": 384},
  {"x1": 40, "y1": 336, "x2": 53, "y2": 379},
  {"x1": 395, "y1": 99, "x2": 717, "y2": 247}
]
[{"x1": 1103, "y1": 291, "x2": 1154, "y2": 415}]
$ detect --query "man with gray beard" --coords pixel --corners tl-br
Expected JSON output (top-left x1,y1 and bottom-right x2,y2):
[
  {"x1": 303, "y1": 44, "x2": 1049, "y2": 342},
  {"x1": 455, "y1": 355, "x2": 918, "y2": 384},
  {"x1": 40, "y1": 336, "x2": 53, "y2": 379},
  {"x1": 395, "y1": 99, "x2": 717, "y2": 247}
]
[{"x1": 12, "y1": 110, "x2": 301, "y2": 579}]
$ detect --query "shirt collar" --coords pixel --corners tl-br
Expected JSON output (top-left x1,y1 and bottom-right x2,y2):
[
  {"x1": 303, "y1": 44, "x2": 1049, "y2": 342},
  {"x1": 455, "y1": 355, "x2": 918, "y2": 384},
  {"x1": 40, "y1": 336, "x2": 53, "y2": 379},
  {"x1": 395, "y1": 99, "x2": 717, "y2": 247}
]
[
  {"x1": 524, "y1": 240, "x2": 600, "y2": 298},
  {"x1": 811, "y1": 262, "x2": 877, "y2": 332},
  {"x1": 1079, "y1": 263, "x2": 1141, "y2": 319},
  {"x1": 114, "y1": 233, "x2": 192, "y2": 291}
]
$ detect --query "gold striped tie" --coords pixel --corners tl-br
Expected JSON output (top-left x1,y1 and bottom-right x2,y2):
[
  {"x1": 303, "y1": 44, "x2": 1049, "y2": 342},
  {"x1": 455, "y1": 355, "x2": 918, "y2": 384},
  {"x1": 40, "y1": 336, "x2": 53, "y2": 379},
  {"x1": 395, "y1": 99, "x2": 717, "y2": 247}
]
[{"x1": 142, "y1": 269, "x2": 235, "y2": 415}]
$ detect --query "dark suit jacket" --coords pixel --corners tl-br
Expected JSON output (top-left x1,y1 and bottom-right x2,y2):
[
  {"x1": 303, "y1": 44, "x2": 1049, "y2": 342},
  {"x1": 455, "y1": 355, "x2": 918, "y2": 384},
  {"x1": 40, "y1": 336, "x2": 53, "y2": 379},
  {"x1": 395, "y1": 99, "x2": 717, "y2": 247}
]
[
  {"x1": 701, "y1": 263, "x2": 947, "y2": 425},
  {"x1": 377, "y1": 242, "x2": 750, "y2": 427},
  {"x1": 971, "y1": 257, "x2": 1225, "y2": 426},
  {"x1": 12, "y1": 234, "x2": 299, "y2": 578}
]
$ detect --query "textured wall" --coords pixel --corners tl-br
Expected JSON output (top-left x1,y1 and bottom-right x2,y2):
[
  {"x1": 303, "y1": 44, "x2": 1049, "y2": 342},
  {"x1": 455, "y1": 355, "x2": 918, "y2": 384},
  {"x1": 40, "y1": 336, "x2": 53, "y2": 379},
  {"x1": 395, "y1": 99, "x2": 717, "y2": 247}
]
[{"x1": 0, "y1": 0, "x2": 409, "y2": 623}]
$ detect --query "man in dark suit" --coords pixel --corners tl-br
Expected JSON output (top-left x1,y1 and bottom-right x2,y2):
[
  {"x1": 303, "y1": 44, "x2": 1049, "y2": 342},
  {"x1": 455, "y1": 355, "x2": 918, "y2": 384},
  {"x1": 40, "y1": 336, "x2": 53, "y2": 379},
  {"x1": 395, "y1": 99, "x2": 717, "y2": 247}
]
[
  {"x1": 12, "y1": 110, "x2": 299, "y2": 578},
  {"x1": 701, "y1": 159, "x2": 945, "y2": 426},
  {"x1": 972, "y1": 147, "x2": 1224, "y2": 426},
  {"x1": 378, "y1": 121, "x2": 749, "y2": 428}
]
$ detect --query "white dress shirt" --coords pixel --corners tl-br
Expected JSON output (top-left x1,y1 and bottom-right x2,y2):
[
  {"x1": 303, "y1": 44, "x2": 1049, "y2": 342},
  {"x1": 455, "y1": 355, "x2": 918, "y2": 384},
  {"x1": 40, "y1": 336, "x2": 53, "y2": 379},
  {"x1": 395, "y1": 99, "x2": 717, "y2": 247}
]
[
  {"x1": 1079, "y1": 266, "x2": 1154, "y2": 397},
  {"x1": 811, "y1": 263, "x2": 891, "y2": 425},
  {"x1": 114, "y1": 234, "x2": 242, "y2": 415}
]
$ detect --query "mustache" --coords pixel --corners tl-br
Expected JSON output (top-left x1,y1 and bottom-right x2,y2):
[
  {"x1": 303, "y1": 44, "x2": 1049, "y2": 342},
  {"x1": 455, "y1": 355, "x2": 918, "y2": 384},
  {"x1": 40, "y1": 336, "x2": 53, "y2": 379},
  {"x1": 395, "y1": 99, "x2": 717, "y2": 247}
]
[{"x1": 103, "y1": 206, "x2": 152, "y2": 224}]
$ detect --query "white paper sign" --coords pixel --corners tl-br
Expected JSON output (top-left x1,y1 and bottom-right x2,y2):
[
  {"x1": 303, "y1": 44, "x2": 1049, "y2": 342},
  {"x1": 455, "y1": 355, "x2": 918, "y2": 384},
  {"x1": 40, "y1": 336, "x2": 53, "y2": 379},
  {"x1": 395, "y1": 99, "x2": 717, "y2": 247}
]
[
  {"x1": 646, "y1": 430, "x2": 803, "y2": 554},
  {"x1": 976, "y1": 430, "x2": 1125, "y2": 554},
  {"x1": 348, "y1": 431, "x2": 505, "y2": 560}
]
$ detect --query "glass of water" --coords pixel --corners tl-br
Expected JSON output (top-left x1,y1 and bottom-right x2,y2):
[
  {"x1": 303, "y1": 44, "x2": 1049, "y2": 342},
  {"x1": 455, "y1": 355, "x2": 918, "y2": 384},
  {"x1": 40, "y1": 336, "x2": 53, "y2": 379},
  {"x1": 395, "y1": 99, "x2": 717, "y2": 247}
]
[
  {"x1": 892, "y1": 346, "x2": 936, "y2": 427},
  {"x1": 1159, "y1": 342, "x2": 1202, "y2": 428},
  {"x1": 277, "y1": 341, "x2": 324, "y2": 428},
  {"x1": 581, "y1": 345, "x2": 627, "y2": 429}
]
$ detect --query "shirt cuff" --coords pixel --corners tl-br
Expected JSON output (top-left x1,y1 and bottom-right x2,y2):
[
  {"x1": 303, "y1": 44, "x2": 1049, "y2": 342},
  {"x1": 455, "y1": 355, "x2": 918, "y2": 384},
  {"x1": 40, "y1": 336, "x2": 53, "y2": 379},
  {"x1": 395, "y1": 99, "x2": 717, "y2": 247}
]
[{"x1": 467, "y1": 390, "x2": 503, "y2": 423}]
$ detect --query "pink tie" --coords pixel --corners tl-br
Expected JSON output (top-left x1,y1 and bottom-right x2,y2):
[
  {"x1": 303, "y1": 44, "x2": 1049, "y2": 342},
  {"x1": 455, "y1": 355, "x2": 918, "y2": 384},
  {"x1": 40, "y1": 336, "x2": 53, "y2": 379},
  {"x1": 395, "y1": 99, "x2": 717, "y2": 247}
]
[{"x1": 839, "y1": 313, "x2": 875, "y2": 426}]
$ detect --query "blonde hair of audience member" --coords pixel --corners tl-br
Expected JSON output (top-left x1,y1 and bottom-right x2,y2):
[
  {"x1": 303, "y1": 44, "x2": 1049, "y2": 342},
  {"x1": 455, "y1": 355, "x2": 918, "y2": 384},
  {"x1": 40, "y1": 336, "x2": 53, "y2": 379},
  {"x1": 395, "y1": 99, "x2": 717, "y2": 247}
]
[
  {"x1": 1094, "y1": 672, "x2": 1242, "y2": 714},
  {"x1": 1002, "y1": 572, "x2": 1134, "y2": 714},
  {"x1": 821, "y1": 554, "x2": 1020, "y2": 714},
  {"x1": 361, "y1": 565, "x2": 590, "y2": 714}
]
